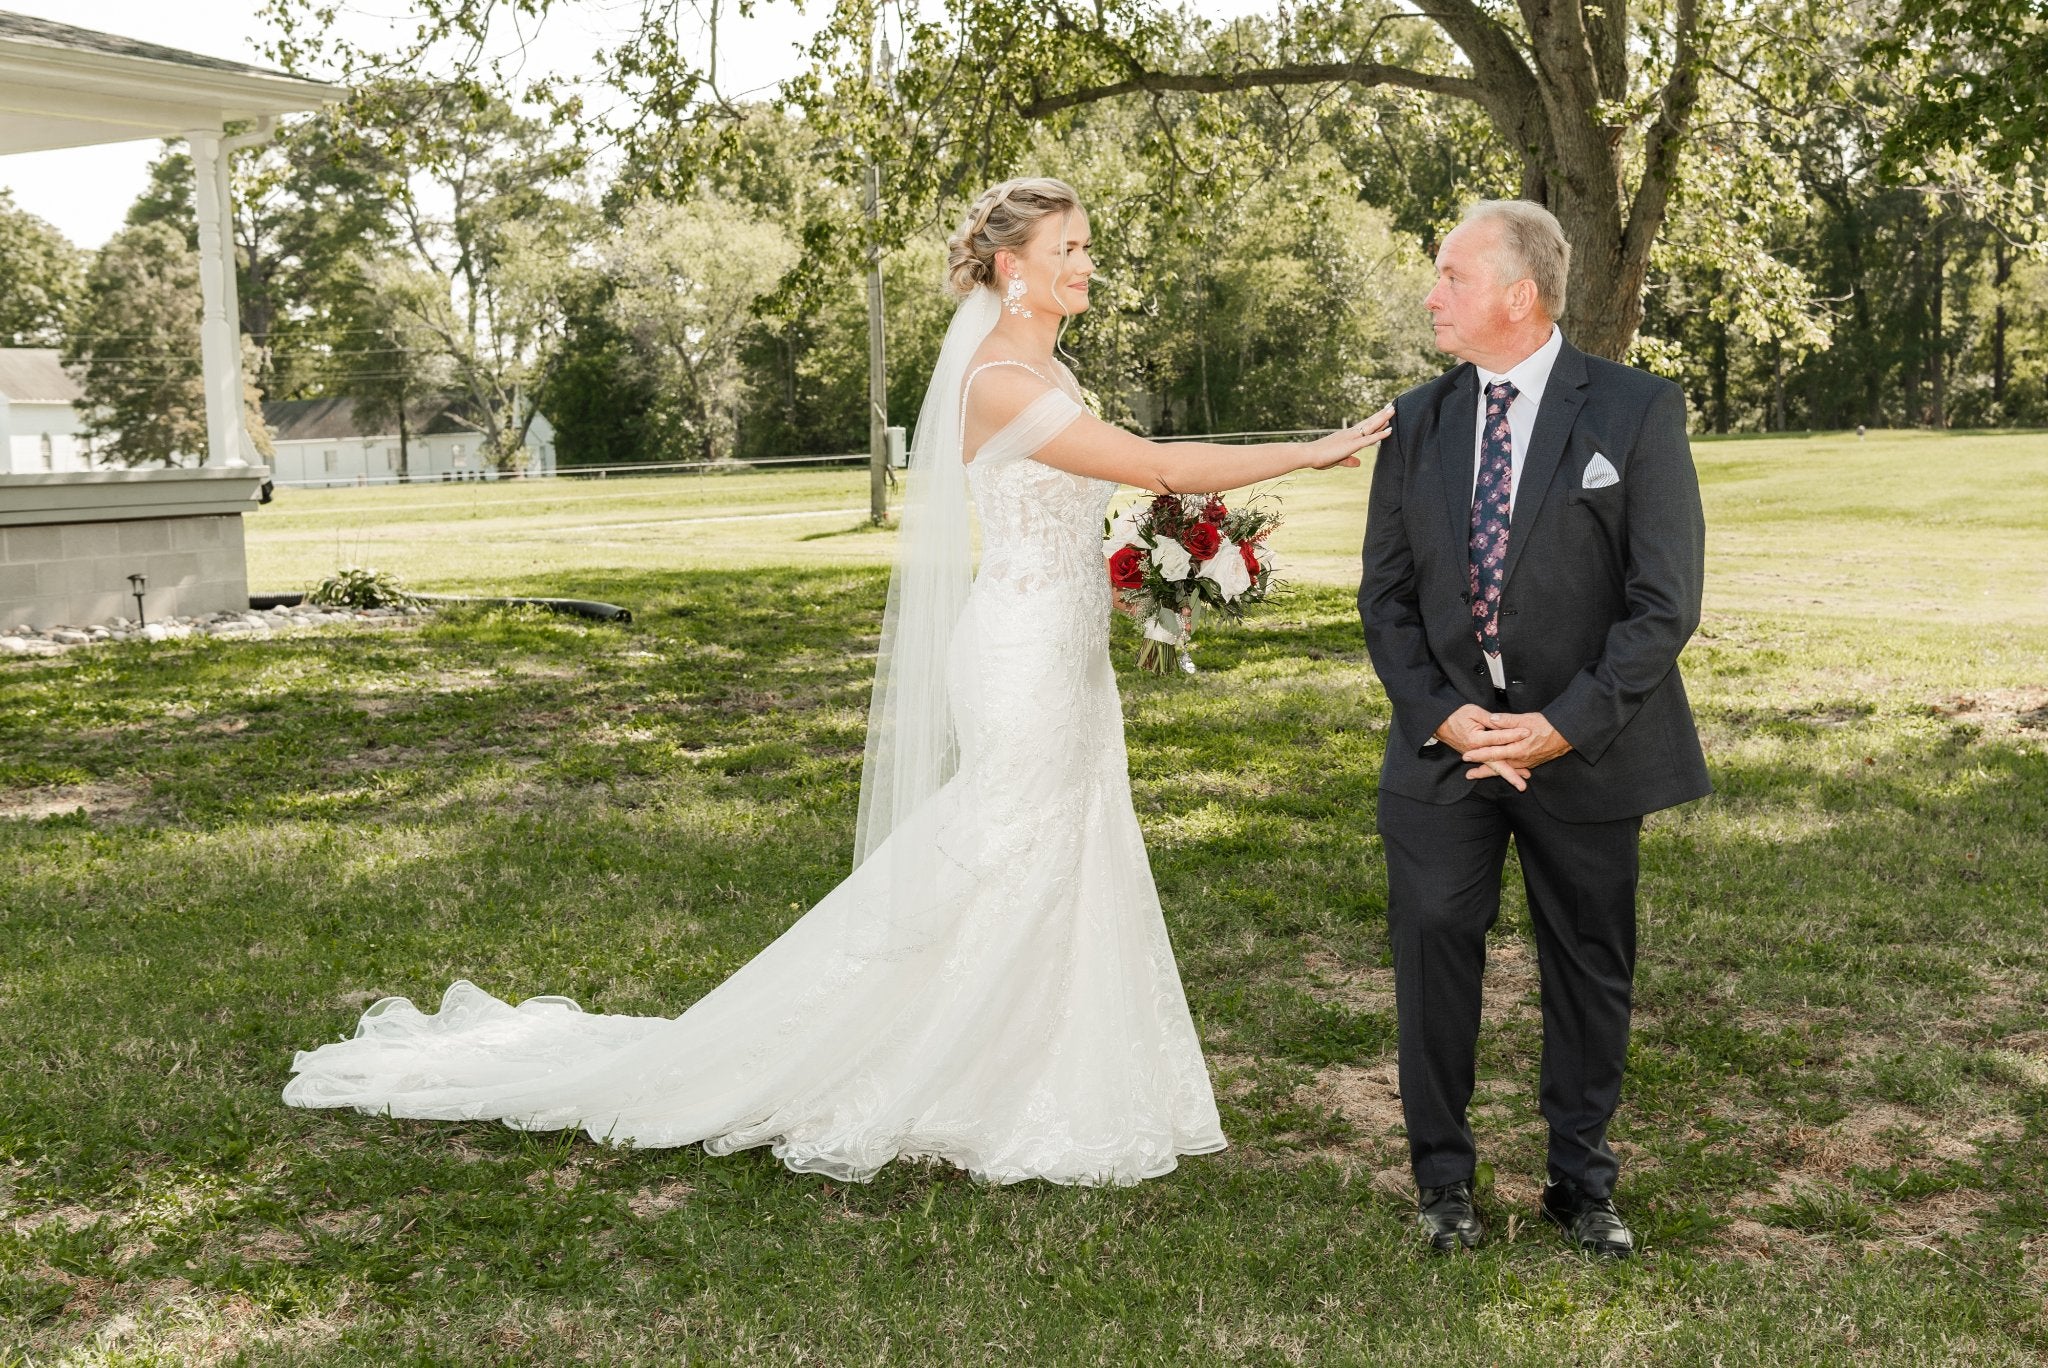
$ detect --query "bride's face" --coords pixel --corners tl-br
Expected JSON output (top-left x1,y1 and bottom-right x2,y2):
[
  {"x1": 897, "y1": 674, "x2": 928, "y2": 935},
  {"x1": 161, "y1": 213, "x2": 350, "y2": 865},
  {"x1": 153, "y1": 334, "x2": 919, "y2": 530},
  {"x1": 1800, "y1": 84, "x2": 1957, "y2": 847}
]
[{"x1": 1004, "y1": 208, "x2": 1095, "y2": 317}]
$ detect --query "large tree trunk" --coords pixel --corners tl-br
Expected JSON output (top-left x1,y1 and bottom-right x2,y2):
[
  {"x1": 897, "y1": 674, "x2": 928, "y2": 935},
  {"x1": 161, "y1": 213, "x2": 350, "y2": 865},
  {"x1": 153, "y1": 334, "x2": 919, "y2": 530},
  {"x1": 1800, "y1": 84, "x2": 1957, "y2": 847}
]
[{"x1": 1555, "y1": 204, "x2": 1649, "y2": 362}]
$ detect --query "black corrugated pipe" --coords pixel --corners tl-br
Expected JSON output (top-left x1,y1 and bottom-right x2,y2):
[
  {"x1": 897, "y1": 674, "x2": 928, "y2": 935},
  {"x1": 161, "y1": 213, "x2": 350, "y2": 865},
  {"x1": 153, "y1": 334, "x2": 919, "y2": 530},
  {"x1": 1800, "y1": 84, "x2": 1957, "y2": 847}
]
[{"x1": 250, "y1": 592, "x2": 632, "y2": 624}]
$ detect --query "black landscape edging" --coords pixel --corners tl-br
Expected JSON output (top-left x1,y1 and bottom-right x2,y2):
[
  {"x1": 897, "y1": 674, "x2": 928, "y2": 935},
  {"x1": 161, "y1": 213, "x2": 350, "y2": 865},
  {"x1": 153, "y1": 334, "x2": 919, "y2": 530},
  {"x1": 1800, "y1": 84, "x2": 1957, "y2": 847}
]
[{"x1": 251, "y1": 593, "x2": 633, "y2": 624}]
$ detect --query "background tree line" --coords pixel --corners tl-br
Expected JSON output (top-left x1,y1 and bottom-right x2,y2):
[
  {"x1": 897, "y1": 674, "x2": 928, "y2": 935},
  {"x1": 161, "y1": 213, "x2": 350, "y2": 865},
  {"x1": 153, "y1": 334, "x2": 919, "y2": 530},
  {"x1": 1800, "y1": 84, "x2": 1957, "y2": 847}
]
[{"x1": 5, "y1": 0, "x2": 2041, "y2": 468}]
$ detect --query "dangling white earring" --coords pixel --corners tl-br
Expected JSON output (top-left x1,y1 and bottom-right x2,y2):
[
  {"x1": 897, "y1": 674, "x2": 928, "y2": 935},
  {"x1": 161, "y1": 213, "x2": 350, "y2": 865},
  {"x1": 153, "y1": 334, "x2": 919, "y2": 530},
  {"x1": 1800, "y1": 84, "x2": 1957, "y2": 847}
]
[{"x1": 1005, "y1": 275, "x2": 1033, "y2": 319}]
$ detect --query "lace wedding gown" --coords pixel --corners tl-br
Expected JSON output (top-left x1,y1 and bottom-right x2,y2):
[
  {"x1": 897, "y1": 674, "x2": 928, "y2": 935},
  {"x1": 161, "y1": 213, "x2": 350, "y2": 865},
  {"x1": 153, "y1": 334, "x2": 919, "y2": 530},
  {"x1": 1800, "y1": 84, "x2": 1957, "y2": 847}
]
[{"x1": 284, "y1": 365, "x2": 1227, "y2": 1186}]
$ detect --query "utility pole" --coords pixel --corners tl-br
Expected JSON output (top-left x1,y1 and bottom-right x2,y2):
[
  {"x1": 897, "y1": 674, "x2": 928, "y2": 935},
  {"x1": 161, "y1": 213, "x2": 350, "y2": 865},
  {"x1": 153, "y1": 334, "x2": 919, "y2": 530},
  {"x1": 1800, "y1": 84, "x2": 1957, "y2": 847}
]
[
  {"x1": 865, "y1": 25, "x2": 894, "y2": 525},
  {"x1": 866, "y1": 160, "x2": 888, "y2": 524}
]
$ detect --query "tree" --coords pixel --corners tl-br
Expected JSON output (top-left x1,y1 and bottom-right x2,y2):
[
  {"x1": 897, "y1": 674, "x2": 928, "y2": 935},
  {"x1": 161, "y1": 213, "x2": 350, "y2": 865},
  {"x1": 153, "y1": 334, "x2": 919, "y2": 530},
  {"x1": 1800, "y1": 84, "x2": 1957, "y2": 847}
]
[
  {"x1": 539, "y1": 277, "x2": 660, "y2": 467},
  {"x1": 1874, "y1": 0, "x2": 2048, "y2": 180},
  {"x1": 62, "y1": 222, "x2": 206, "y2": 467},
  {"x1": 347, "y1": 83, "x2": 588, "y2": 470},
  {"x1": 604, "y1": 196, "x2": 796, "y2": 462},
  {"x1": 230, "y1": 110, "x2": 405, "y2": 402},
  {"x1": 0, "y1": 191, "x2": 83, "y2": 346}
]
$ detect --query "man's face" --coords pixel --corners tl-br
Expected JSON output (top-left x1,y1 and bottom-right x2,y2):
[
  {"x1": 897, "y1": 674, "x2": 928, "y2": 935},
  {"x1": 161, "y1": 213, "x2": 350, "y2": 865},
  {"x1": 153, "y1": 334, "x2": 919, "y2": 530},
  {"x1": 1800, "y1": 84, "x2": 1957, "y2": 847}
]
[{"x1": 1424, "y1": 222, "x2": 1516, "y2": 363}]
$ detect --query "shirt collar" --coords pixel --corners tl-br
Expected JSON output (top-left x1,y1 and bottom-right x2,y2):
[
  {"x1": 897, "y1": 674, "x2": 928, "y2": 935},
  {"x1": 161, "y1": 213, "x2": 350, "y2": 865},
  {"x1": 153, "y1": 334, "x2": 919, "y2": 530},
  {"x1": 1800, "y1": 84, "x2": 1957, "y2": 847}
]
[{"x1": 1476, "y1": 324, "x2": 1564, "y2": 407}]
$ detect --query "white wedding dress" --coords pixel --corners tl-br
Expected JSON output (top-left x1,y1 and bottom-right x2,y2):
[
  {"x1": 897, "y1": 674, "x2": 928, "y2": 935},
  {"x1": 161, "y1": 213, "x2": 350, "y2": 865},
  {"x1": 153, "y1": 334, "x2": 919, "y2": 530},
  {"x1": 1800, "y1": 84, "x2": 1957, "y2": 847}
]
[{"x1": 284, "y1": 359, "x2": 1227, "y2": 1186}]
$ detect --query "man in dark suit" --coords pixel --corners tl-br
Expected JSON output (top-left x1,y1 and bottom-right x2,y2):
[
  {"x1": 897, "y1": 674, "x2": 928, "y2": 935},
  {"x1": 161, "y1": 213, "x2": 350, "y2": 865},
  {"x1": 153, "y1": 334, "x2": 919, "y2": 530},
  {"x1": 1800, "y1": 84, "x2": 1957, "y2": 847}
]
[{"x1": 1359, "y1": 200, "x2": 1709, "y2": 1258}]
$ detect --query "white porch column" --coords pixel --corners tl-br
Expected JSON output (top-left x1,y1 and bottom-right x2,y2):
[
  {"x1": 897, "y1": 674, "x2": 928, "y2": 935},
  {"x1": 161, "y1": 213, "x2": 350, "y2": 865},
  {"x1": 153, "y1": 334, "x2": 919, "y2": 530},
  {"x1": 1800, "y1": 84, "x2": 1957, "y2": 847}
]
[{"x1": 186, "y1": 127, "x2": 245, "y2": 468}]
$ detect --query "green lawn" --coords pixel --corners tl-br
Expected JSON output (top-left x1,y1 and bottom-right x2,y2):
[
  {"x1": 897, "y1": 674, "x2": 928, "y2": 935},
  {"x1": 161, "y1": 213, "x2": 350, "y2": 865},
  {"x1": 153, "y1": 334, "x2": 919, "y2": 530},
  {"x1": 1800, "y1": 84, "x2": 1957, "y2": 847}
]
[{"x1": 3, "y1": 430, "x2": 2045, "y2": 1363}]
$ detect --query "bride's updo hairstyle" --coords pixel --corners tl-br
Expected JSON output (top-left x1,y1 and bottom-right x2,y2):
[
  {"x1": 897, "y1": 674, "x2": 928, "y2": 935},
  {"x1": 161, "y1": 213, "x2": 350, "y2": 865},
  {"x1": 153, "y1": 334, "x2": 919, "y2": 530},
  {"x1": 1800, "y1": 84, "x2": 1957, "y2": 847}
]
[{"x1": 945, "y1": 177, "x2": 1082, "y2": 298}]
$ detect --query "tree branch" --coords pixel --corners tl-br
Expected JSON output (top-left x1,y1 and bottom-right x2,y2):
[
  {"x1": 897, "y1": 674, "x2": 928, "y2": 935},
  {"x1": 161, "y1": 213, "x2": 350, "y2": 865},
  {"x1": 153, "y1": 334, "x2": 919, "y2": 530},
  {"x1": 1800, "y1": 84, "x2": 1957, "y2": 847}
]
[
  {"x1": 1624, "y1": 0, "x2": 1703, "y2": 265},
  {"x1": 1016, "y1": 60, "x2": 1483, "y2": 119}
]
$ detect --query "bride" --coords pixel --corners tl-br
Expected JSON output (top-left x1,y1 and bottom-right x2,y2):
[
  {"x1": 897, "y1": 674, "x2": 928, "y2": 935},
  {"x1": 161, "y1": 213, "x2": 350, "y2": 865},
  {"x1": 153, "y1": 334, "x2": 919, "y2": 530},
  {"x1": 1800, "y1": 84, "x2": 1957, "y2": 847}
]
[{"x1": 285, "y1": 177, "x2": 1393, "y2": 1186}]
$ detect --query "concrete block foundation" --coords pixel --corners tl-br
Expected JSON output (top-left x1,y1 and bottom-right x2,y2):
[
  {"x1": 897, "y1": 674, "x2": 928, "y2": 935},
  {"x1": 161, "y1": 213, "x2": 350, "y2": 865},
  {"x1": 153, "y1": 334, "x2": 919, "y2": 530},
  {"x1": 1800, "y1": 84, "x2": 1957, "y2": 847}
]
[{"x1": 0, "y1": 468, "x2": 268, "y2": 629}]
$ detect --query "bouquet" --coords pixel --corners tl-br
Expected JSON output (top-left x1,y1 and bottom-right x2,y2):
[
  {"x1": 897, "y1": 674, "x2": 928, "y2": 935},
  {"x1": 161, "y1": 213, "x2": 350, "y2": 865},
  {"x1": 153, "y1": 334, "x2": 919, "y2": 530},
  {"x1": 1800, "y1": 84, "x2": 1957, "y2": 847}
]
[{"x1": 1103, "y1": 492, "x2": 1281, "y2": 675}]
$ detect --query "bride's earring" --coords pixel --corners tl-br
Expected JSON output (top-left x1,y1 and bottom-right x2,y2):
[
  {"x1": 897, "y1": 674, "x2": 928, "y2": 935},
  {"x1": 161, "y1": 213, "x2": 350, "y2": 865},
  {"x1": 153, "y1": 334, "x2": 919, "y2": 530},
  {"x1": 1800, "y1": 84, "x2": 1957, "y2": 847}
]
[{"x1": 1005, "y1": 275, "x2": 1033, "y2": 319}]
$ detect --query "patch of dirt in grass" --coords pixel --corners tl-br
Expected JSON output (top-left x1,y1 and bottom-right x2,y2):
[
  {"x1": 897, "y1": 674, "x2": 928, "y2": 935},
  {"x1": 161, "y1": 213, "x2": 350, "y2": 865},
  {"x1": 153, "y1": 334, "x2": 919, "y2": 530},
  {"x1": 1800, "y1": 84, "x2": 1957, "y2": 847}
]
[
  {"x1": 48, "y1": 1277, "x2": 352, "y2": 1367},
  {"x1": 1931, "y1": 687, "x2": 2048, "y2": 730},
  {"x1": 1481, "y1": 939, "x2": 1541, "y2": 1027},
  {"x1": 1878, "y1": 1188, "x2": 1996, "y2": 1240},
  {"x1": 1367, "y1": 1165, "x2": 1412, "y2": 1202},
  {"x1": 235, "y1": 1226, "x2": 309, "y2": 1263},
  {"x1": 1699, "y1": 1100, "x2": 2013, "y2": 1264},
  {"x1": 1716, "y1": 1214, "x2": 1834, "y2": 1263},
  {"x1": 627, "y1": 1179, "x2": 695, "y2": 1217},
  {"x1": 1298, "y1": 940, "x2": 1538, "y2": 1025},
  {"x1": 1299, "y1": 950, "x2": 1394, "y2": 1014},
  {"x1": 9, "y1": 1202, "x2": 119, "y2": 1236},
  {"x1": 1302, "y1": 1061, "x2": 1406, "y2": 1148},
  {"x1": 1786, "y1": 1104, "x2": 1979, "y2": 1177},
  {"x1": 305, "y1": 1209, "x2": 381, "y2": 1240},
  {"x1": 0, "y1": 781, "x2": 143, "y2": 822}
]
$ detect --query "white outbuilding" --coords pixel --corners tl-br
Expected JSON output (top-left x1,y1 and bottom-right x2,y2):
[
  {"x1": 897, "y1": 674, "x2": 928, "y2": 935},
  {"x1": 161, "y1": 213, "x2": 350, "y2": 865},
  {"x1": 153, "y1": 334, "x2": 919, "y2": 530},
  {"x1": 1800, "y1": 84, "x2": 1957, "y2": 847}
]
[
  {"x1": 0, "y1": 347, "x2": 93, "y2": 474},
  {"x1": 263, "y1": 397, "x2": 559, "y2": 486}
]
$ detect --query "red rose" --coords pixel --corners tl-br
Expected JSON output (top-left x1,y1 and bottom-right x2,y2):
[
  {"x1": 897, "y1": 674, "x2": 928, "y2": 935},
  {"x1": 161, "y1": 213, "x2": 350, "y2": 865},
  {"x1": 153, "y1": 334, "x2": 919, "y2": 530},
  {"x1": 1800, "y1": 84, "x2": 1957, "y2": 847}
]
[
  {"x1": 1108, "y1": 545, "x2": 1146, "y2": 589},
  {"x1": 1182, "y1": 523, "x2": 1222, "y2": 561},
  {"x1": 1203, "y1": 496, "x2": 1228, "y2": 521},
  {"x1": 1239, "y1": 540, "x2": 1261, "y2": 579}
]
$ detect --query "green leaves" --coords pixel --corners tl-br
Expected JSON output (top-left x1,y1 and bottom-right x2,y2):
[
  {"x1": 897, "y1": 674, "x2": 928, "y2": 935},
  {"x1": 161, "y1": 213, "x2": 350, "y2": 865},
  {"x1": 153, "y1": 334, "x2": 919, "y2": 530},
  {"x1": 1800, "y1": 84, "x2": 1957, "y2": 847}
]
[{"x1": 0, "y1": 190, "x2": 84, "y2": 348}]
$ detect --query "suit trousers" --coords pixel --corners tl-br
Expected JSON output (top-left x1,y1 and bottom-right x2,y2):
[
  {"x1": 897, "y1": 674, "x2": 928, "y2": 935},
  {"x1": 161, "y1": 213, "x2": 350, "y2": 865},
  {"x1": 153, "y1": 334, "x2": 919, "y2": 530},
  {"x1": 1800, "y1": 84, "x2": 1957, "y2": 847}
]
[{"x1": 1377, "y1": 783, "x2": 1642, "y2": 1199}]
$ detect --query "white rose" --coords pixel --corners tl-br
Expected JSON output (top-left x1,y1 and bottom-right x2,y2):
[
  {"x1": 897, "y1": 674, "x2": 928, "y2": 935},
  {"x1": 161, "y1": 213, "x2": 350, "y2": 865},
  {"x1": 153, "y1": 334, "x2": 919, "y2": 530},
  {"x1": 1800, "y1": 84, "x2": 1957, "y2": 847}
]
[
  {"x1": 1200, "y1": 539, "x2": 1253, "y2": 600},
  {"x1": 1152, "y1": 536, "x2": 1192, "y2": 582},
  {"x1": 1102, "y1": 506, "x2": 1145, "y2": 559}
]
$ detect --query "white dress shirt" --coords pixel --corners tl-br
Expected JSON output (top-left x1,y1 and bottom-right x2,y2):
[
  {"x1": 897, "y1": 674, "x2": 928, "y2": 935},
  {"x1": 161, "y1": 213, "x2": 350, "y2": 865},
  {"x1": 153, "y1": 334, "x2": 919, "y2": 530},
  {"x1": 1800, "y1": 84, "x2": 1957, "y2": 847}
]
[{"x1": 1471, "y1": 324, "x2": 1563, "y2": 689}]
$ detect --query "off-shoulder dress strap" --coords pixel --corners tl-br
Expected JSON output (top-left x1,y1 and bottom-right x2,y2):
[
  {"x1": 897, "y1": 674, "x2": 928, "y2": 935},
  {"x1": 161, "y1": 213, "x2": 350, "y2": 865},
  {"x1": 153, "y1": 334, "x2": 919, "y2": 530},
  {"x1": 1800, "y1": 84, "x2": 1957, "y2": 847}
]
[{"x1": 961, "y1": 360, "x2": 1084, "y2": 467}]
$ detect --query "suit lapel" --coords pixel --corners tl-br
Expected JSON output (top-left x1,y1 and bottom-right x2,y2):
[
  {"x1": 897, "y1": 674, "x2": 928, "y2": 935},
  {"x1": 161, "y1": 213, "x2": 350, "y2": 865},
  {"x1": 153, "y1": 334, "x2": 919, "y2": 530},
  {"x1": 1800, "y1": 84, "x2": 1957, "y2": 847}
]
[
  {"x1": 1435, "y1": 365, "x2": 1477, "y2": 549},
  {"x1": 1500, "y1": 340, "x2": 1589, "y2": 588}
]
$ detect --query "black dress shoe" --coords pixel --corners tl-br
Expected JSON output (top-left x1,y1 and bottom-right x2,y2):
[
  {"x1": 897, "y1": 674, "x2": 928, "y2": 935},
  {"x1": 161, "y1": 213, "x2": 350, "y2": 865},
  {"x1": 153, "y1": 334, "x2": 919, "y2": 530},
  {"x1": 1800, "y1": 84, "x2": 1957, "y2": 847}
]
[
  {"x1": 1417, "y1": 1181, "x2": 1485, "y2": 1251},
  {"x1": 1540, "y1": 1178, "x2": 1635, "y2": 1258}
]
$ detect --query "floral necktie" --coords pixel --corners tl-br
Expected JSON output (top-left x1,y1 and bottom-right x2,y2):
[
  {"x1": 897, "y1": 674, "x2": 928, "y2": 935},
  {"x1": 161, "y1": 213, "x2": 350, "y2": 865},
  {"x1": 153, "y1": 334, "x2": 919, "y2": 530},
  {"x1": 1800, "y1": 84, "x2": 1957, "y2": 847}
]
[{"x1": 1469, "y1": 379, "x2": 1518, "y2": 659}]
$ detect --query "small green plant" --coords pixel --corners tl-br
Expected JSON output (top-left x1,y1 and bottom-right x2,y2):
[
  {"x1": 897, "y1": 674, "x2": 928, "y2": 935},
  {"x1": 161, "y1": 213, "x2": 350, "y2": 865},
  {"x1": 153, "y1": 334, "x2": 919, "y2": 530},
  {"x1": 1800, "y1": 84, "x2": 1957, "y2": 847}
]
[
  {"x1": 1763, "y1": 1183, "x2": 1883, "y2": 1238},
  {"x1": 307, "y1": 565, "x2": 422, "y2": 610}
]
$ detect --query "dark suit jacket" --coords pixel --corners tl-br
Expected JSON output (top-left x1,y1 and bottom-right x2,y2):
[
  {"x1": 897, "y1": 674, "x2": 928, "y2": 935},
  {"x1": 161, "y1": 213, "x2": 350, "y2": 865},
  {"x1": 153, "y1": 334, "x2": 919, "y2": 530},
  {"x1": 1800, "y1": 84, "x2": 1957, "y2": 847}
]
[{"x1": 1358, "y1": 337, "x2": 1711, "y2": 823}]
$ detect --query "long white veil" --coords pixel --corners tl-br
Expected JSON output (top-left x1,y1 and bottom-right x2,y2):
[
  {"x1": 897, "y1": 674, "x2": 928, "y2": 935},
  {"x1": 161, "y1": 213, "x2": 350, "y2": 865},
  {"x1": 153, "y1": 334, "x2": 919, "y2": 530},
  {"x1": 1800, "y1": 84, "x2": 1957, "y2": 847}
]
[{"x1": 851, "y1": 285, "x2": 1001, "y2": 867}]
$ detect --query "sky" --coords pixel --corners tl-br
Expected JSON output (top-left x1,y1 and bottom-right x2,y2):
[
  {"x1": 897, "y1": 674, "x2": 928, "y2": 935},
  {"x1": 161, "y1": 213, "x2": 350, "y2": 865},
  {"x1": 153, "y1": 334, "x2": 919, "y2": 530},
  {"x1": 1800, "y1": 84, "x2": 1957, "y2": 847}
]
[{"x1": 0, "y1": 0, "x2": 1273, "y2": 250}]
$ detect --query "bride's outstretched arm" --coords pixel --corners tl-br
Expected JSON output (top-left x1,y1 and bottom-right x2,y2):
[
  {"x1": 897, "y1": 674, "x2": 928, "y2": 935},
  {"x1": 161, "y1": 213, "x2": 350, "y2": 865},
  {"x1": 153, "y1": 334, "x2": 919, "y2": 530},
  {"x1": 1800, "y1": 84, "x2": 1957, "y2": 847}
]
[{"x1": 967, "y1": 367, "x2": 1392, "y2": 494}]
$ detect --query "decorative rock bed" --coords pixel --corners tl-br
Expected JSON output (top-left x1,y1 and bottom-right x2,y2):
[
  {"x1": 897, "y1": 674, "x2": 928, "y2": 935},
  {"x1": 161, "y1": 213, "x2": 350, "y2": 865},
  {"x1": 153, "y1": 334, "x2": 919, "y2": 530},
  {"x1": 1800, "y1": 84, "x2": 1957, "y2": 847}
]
[{"x1": 0, "y1": 603, "x2": 432, "y2": 656}]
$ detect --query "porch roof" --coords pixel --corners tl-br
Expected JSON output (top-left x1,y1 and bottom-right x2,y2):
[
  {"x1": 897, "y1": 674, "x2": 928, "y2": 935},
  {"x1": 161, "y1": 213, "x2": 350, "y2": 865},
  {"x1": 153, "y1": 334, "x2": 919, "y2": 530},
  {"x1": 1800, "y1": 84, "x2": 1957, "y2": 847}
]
[{"x1": 0, "y1": 11, "x2": 338, "y2": 156}]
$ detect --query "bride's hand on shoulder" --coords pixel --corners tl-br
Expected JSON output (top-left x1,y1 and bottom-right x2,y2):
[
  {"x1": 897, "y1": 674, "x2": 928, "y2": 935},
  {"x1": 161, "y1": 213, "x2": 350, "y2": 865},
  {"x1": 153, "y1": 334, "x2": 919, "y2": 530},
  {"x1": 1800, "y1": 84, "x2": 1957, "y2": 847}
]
[{"x1": 1302, "y1": 404, "x2": 1395, "y2": 469}]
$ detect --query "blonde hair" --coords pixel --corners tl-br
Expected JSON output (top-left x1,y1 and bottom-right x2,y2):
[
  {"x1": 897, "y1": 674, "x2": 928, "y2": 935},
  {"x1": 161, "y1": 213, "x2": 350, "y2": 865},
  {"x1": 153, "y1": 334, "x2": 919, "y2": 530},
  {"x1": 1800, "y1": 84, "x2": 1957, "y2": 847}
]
[
  {"x1": 945, "y1": 177, "x2": 1082, "y2": 298},
  {"x1": 1462, "y1": 199, "x2": 1571, "y2": 320}
]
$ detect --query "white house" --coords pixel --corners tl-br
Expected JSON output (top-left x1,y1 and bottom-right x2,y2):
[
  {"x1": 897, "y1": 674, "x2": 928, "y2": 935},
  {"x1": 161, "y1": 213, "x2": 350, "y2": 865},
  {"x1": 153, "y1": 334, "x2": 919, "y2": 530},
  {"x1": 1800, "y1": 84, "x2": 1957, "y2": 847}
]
[
  {"x1": 262, "y1": 396, "x2": 558, "y2": 486},
  {"x1": 0, "y1": 348, "x2": 96, "y2": 474}
]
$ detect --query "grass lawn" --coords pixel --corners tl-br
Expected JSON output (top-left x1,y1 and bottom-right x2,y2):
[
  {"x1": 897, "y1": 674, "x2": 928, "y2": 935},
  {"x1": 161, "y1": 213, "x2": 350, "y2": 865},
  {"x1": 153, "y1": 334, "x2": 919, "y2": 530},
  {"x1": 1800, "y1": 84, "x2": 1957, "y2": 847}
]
[{"x1": 3, "y1": 429, "x2": 2045, "y2": 1363}]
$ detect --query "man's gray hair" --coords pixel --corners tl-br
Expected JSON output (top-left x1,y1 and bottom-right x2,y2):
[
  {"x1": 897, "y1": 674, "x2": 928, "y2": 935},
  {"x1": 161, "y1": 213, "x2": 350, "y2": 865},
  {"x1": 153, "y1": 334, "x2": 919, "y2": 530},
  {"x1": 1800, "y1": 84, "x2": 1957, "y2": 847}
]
[{"x1": 1462, "y1": 199, "x2": 1571, "y2": 321}]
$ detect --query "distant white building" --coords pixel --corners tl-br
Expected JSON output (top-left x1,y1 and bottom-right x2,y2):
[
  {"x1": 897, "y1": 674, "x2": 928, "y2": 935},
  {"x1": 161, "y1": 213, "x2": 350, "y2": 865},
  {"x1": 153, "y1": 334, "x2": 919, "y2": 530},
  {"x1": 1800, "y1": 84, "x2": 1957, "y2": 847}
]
[
  {"x1": 261, "y1": 396, "x2": 557, "y2": 485},
  {"x1": 0, "y1": 348, "x2": 97, "y2": 474}
]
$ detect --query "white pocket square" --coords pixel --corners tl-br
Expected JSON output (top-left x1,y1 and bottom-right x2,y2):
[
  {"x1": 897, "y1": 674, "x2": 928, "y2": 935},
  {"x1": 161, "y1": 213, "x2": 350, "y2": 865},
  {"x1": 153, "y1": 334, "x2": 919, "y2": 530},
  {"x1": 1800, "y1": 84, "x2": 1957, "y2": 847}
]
[{"x1": 1581, "y1": 453, "x2": 1620, "y2": 489}]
